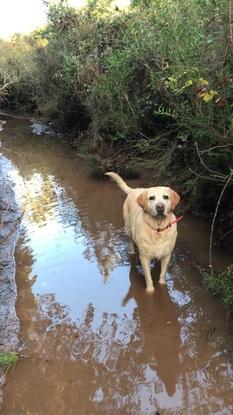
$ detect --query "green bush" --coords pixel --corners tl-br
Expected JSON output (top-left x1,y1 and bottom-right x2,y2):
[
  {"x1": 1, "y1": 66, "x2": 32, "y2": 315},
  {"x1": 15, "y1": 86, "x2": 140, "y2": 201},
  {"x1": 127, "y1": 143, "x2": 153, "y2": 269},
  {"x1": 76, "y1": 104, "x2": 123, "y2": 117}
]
[
  {"x1": 203, "y1": 265, "x2": 233, "y2": 319},
  {"x1": 0, "y1": 36, "x2": 36, "y2": 108},
  {"x1": 0, "y1": 352, "x2": 19, "y2": 374},
  {"x1": 1, "y1": 0, "x2": 233, "y2": 244}
]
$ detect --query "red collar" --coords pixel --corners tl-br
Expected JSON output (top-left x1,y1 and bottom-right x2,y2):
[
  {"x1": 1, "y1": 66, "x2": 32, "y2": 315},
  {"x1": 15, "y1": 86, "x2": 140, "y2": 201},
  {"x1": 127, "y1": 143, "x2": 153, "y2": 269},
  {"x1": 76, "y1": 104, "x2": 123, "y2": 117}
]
[{"x1": 146, "y1": 215, "x2": 184, "y2": 233}]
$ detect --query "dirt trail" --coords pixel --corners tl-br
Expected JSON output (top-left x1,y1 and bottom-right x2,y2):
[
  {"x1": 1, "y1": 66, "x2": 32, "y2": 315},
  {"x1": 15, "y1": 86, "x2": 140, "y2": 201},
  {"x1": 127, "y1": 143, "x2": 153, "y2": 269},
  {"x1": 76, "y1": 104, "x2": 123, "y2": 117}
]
[
  {"x1": 0, "y1": 116, "x2": 233, "y2": 415},
  {"x1": 0, "y1": 157, "x2": 20, "y2": 404}
]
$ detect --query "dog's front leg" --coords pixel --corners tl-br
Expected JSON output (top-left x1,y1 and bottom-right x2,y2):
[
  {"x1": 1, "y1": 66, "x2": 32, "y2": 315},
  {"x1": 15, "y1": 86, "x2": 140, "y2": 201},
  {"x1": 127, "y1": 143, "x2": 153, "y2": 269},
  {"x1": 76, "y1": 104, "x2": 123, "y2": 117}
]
[
  {"x1": 159, "y1": 255, "x2": 171, "y2": 285},
  {"x1": 140, "y1": 255, "x2": 154, "y2": 291}
]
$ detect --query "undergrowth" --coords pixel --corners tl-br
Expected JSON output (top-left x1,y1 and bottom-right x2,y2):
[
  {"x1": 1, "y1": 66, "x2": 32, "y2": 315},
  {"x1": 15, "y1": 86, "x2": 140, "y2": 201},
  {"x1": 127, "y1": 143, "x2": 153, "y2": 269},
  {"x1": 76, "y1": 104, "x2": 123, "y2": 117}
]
[
  {"x1": 203, "y1": 265, "x2": 233, "y2": 321},
  {"x1": 0, "y1": 352, "x2": 19, "y2": 375},
  {"x1": 0, "y1": 0, "x2": 233, "y2": 244}
]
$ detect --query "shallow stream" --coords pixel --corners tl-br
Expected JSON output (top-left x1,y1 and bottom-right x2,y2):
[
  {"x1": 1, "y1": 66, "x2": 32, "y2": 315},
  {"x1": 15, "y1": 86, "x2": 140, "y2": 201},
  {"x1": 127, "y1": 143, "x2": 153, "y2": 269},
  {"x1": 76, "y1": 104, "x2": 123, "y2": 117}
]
[{"x1": 0, "y1": 116, "x2": 233, "y2": 414}]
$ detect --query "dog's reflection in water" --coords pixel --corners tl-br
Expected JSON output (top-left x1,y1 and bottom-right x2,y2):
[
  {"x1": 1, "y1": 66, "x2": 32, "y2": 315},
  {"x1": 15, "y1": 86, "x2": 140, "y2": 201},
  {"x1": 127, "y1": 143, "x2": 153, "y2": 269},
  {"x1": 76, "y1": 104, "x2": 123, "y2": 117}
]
[{"x1": 123, "y1": 258, "x2": 181, "y2": 397}]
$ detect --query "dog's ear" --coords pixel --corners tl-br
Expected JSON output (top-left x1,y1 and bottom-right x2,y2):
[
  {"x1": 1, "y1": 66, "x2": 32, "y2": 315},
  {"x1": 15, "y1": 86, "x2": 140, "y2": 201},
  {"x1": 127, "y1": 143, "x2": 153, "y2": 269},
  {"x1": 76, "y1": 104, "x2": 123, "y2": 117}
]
[
  {"x1": 169, "y1": 189, "x2": 180, "y2": 210},
  {"x1": 137, "y1": 191, "x2": 148, "y2": 211}
]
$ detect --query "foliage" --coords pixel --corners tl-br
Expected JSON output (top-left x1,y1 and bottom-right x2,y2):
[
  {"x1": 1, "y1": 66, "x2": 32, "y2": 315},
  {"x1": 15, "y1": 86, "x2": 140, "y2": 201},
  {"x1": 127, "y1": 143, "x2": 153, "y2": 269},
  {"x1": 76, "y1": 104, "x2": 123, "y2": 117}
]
[
  {"x1": 0, "y1": 35, "x2": 40, "y2": 109},
  {"x1": 0, "y1": 0, "x2": 233, "y2": 244},
  {"x1": 203, "y1": 265, "x2": 233, "y2": 319},
  {"x1": 0, "y1": 352, "x2": 19, "y2": 374}
]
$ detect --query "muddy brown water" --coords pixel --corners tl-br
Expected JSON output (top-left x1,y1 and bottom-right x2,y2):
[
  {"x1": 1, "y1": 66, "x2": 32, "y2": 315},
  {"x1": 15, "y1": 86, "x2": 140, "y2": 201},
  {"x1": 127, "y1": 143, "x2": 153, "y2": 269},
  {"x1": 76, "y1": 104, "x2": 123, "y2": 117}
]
[{"x1": 0, "y1": 117, "x2": 233, "y2": 414}]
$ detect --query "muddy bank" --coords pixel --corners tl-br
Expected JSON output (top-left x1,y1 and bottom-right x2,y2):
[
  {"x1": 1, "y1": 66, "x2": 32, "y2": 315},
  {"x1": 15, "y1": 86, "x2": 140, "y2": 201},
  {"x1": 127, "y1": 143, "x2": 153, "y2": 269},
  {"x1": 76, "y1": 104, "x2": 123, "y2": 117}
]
[{"x1": 0, "y1": 157, "x2": 21, "y2": 404}]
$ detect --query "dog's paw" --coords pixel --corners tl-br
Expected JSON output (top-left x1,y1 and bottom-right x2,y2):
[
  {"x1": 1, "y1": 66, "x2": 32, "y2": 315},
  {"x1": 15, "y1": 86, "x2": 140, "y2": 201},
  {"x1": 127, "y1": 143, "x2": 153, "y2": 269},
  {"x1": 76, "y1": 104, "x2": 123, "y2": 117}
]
[
  {"x1": 145, "y1": 286, "x2": 155, "y2": 293},
  {"x1": 158, "y1": 279, "x2": 166, "y2": 285}
]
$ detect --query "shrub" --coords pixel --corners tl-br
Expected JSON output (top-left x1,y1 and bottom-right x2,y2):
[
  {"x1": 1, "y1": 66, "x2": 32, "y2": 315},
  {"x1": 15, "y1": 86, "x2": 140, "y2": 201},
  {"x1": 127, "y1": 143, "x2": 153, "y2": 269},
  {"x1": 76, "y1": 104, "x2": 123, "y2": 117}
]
[
  {"x1": 203, "y1": 265, "x2": 233, "y2": 320},
  {"x1": 1, "y1": 0, "x2": 233, "y2": 244},
  {"x1": 0, "y1": 352, "x2": 19, "y2": 374}
]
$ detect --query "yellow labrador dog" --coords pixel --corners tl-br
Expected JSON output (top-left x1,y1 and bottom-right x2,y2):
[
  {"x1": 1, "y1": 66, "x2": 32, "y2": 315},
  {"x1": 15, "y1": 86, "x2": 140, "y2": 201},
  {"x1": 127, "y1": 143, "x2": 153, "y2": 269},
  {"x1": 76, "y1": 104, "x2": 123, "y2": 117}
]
[{"x1": 106, "y1": 172, "x2": 181, "y2": 292}]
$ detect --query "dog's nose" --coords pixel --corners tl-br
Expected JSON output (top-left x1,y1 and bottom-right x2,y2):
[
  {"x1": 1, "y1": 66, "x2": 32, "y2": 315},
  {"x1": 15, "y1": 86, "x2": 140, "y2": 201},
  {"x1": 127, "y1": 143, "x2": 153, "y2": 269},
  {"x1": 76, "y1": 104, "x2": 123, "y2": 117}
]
[{"x1": 156, "y1": 203, "x2": 165, "y2": 213}]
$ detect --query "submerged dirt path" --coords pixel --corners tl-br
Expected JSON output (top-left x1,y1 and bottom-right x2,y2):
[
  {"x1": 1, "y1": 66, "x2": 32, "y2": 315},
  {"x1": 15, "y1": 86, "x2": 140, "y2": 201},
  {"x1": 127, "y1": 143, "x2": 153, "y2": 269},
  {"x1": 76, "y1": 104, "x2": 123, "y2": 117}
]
[{"x1": 0, "y1": 116, "x2": 233, "y2": 414}]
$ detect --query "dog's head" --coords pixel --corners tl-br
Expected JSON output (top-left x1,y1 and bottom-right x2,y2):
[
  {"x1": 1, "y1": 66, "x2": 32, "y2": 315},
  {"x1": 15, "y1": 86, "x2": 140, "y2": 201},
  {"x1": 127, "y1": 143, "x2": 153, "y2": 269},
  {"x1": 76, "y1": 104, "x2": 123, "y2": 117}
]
[{"x1": 137, "y1": 186, "x2": 180, "y2": 218}]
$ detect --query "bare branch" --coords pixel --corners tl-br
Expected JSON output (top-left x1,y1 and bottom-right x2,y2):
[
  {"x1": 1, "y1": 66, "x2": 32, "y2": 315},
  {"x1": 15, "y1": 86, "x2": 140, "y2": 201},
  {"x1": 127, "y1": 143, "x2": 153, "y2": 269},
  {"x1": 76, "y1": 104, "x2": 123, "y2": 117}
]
[
  {"x1": 229, "y1": 0, "x2": 233, "y2": 44},
  {"x1": 195, "y1": 141, "x2": 226, "y2": 180},
  {"x1": 0, "y1": 81, "x2": 14, "y2": 93},
  {"x1": 209, "y1": 173, "x2": 233, "y2": 271},
  {"x1": 219, "y1": 227, "x2": 233, "y2": 241},
  {"x1": 188, "y1": 167, "x2": 227, "y2": 183},
  {"x1": 122, "y1": 91, "x2": 135, "y2": 115},
  {"x1": 200, "y1": 143, "x2": 233, "y2": 154}
]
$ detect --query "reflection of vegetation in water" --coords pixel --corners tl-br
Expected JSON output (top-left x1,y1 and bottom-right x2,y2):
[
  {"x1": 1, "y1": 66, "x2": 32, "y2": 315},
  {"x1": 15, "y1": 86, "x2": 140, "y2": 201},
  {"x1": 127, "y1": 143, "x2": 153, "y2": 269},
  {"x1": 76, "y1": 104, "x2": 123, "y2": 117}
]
[
  {"x1": 21, "y1": 172, "x2": 125, "y2": 279},
  {"x1": 18, "y1": 173, "x2": 60, "y2": 225},
  {"x1": 8, "y1": 283, "x2": 233, "y2": 414},
  {"x1": 0, "y1": 352, "x2": 19, "y2": 374},
  {"x1": 82, "y1": 223, "x2": 123, "y2": 282},
  {"x1": 4, "y1": 229, "x2": 232, "y2": 414},
  {"x1": 15, "y1": 291, "x2": 164, "y2": 413}
]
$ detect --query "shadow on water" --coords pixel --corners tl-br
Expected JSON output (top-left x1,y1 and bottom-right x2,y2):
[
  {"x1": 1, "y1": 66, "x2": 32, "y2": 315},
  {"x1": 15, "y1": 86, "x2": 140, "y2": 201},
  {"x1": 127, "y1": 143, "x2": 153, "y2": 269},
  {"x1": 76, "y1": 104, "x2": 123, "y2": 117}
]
[{"x1": 0, "y1": 117, "x2": 233, "y2": 415}]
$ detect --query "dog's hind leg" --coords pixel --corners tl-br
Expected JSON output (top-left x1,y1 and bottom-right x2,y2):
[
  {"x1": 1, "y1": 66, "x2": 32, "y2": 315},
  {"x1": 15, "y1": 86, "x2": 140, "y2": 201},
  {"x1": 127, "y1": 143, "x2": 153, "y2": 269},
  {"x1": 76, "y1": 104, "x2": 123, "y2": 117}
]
[
  {"x1": 128, "y1": 239, "x2": 136, "y2": 255},
  {"x1": 123, "y1": 201, "x2": 135, "y2": 254},
  {"x1": 124, "y1": 223, "x2": 135, "y2": 254}
]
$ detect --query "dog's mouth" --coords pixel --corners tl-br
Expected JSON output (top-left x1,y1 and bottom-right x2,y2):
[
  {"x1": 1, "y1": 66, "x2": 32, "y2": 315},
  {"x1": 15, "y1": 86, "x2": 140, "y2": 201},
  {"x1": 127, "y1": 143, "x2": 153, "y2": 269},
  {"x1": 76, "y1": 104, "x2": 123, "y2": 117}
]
[{"x1": 153, "y1": 212, "x2": 167, "y2": 219}]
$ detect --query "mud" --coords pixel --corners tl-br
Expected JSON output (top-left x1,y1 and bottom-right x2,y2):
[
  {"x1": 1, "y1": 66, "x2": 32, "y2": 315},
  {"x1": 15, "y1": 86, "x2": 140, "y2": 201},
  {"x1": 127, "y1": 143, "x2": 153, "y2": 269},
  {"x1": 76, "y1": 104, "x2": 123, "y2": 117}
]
[
  {"x1": 0, "y1": 116, "x2": 233, "y2": 414},
  {"x1": 0, "y1": 158, "x2": 20, "y2": 403}
]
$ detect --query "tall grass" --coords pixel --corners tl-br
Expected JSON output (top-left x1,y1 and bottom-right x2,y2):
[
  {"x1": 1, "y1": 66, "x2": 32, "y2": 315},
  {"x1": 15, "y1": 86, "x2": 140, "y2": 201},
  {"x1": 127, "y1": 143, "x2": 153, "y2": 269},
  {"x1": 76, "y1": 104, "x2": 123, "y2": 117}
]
[
  {"x1": 203, "y1": 265, "x2": 233, "y2": 322},
  {"x1": 0, "y1": 352, "x2": 19, "y2": 375}
]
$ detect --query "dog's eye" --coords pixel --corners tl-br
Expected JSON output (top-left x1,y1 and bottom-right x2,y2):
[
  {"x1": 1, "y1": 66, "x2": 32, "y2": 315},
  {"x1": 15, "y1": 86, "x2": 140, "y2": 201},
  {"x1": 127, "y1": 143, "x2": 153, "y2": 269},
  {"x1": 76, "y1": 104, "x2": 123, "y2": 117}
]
[
  {"x1": 149, "y1": 195, "x2": 155, "y2": 201},
  {"x1": 163, "y1": 195, "x2": 169, "y2": 200}
]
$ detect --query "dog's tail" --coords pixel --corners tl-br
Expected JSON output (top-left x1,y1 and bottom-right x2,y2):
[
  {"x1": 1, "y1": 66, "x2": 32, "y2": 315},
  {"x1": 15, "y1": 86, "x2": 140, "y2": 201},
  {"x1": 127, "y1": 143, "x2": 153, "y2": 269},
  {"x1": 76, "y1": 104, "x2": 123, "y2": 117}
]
[{"x1": 105, "y1": 172, "x2": 132, "y2": 194}]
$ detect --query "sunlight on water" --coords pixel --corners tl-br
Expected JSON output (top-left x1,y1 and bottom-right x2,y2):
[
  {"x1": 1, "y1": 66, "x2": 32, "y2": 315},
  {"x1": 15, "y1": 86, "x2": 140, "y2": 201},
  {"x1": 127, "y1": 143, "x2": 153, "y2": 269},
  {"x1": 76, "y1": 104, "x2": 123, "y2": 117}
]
[{"x1": 7, "y1": 158, "x2": 136, "y2": 324}]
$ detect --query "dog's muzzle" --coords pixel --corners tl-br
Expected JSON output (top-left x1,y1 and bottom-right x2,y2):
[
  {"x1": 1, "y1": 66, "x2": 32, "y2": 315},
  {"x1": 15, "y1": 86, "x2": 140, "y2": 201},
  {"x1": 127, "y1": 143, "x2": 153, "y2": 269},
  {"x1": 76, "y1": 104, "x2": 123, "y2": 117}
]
[{"x1": 156, "y1": 203, "x2": 165, "y2": 215}]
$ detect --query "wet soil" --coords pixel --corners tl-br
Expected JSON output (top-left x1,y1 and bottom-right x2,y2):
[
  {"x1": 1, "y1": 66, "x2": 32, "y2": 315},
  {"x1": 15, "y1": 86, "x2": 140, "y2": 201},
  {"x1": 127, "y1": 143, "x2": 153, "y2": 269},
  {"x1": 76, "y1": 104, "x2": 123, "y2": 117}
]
[
  {"x1": 0, "y1": 144, "x2": 21, "y2": 403},
  {"x1": 0, "y1": 180, "x2": 20, "y2": 352},
  {"x1": 0, "y1": 116, "x2": 233, "y2": 414}
]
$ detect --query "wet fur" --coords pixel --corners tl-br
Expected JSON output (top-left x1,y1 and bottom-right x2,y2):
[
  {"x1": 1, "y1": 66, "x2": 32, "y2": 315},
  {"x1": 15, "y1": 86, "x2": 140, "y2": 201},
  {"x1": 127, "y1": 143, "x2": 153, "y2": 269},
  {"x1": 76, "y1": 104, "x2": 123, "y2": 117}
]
[{"x1": 106, "y1": 172, "x2": 180, "y2": 291}]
